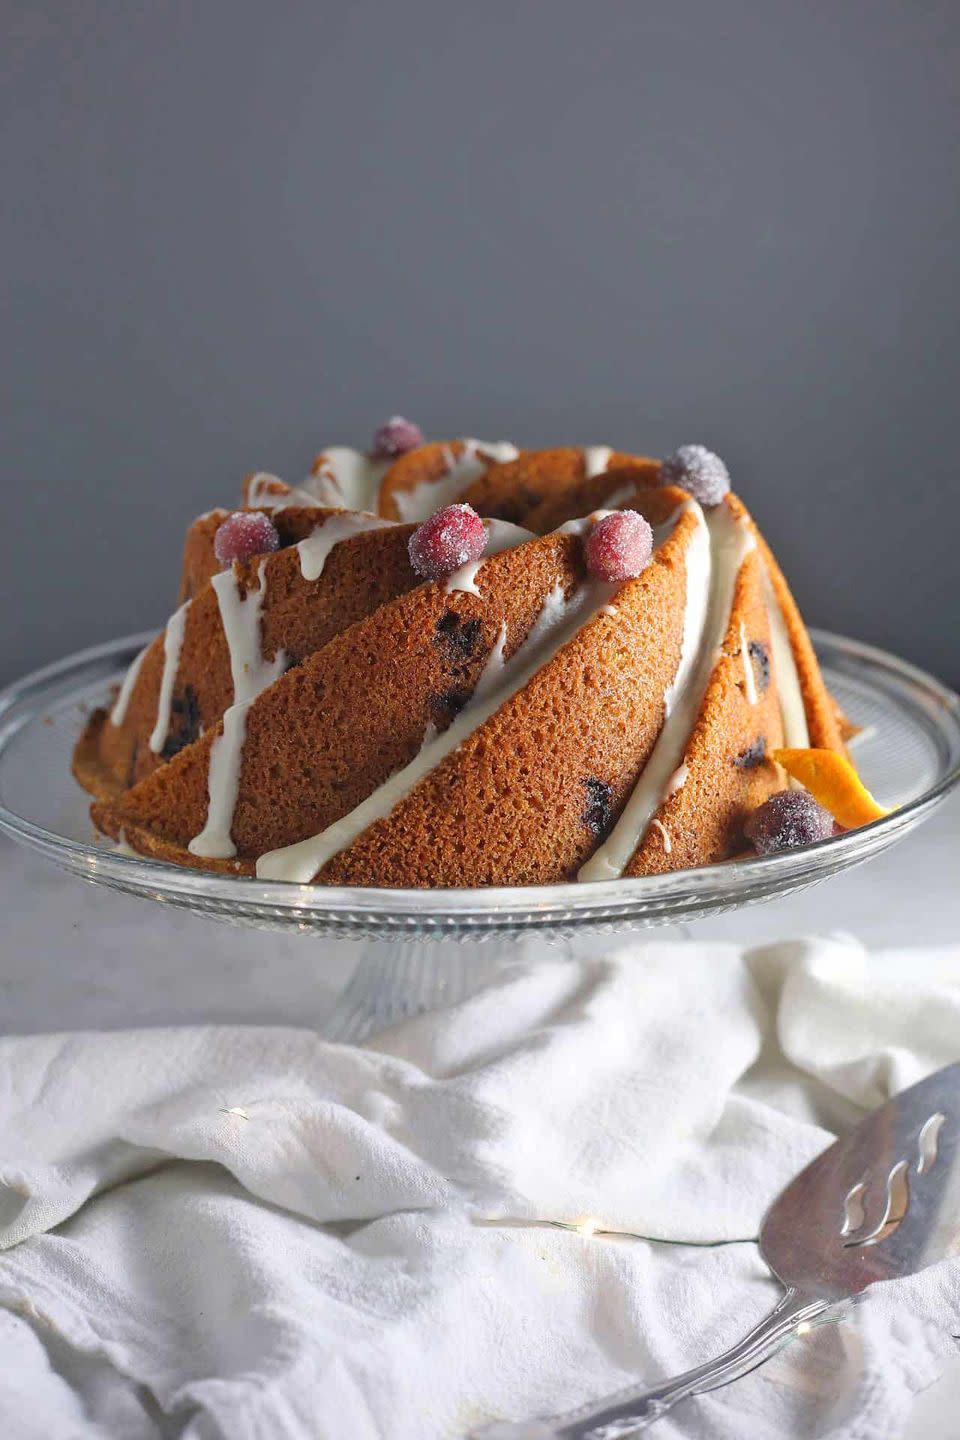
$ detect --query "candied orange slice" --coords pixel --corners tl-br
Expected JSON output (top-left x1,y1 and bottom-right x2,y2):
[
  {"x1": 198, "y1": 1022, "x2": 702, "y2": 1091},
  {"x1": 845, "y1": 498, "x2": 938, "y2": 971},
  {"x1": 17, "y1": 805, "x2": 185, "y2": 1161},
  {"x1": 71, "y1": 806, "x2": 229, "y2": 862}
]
[{"x1": 771, "y1": 748, "x2": 890, "y2": 828}]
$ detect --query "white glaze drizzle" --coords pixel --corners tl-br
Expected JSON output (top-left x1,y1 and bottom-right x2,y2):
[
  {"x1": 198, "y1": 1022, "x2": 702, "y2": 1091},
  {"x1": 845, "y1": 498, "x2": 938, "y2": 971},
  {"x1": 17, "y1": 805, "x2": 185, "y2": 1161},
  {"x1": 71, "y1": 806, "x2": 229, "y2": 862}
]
[
  {"x1": 246, "y1": 472, "x2": 288, "y2": 508},
  {"x1": 212, "y1": 561, "x2": 287, "y2": 704},
  {"x1": 253, "y1": 483, "x2": 320, "y2": 512},
  {"x1": 445, "y1": 507, "x2": 622, "y2": 597},
  {"x1": 418, "y1": 719, "x2": 439, "y2": 754},
  {"x1": 256, "y1": 576, "x2": 615, "y2": 882},
  {"x1": 445, "y1": 520, "x2": 534, "y2": 595},
  {"x1": 392, "y1": 439, "x2": 519, "y2": 523},
  {"x1": 444, "y1": 563, "x2": 483, "y2": 598},
  {"x1": 296, "y1": 512, "x2": 397, "y2": 583},
  {"x1": 471, "y1": 621, "x2": 509, "y2": 699},
  {"x1": 662, "y1": 506, "x2": 712, "y2": 720},
  {"x1": 602, "y1": 481, "x2": 639, "y2": 511},
  {"x1": 148, "y1": 602, "x2": 189, "y2": 754},
  {"x1": 187, "y1": 700, "x2": 255, "y2": 859},
  {"x1": 110, "y1": 645, "x2": 149, "y2": 726},
  {"x1": 188, "y1": 561, "x2": 287, "y2": 859},
  {"x1": 846, "y1": 724, "x2": 875, "y2": 751},
  {"x1": 582, "y1": 446, "x2": 613, "y2": 479},
  {"x1": 650, "y1": 818, "x2": 673, "y2": 854},
  {"x1": 305, "y1": 448, "x2": 389, "y2": 512},
  {"x1": 740, "y1": 620, "x2": 759, "y2": 705},
  {"x1": 473, "y1": 438, "x2": 521, "y2": 465},
  {"x1": 761, "y1": 567, "x2": 810, "y2": 749},
  {"x1": 665, "y1": 762, "x2": 689, "y2": 797},
  {"x1": 579, "y1": 502, "x2": 754, "y2": 881},
  {"x1": 557, "y1": 509, "x2": 609, "y2": 538}
]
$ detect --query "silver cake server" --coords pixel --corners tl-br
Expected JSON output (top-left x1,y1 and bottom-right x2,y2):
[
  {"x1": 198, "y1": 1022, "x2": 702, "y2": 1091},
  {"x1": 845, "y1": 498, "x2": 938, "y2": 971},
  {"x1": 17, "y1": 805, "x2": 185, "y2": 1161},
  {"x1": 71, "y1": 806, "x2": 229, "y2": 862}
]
[{"x1": 474, "y1": 1062, "x2": 960, "y2": 1439}]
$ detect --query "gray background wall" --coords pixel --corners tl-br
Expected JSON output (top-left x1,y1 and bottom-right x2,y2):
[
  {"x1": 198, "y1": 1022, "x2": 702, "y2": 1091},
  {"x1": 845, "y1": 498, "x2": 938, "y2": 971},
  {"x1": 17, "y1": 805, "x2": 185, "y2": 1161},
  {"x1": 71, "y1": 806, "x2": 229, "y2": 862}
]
[{"x1": 2, "y1": 1, "x2": 958, "y2": 687}]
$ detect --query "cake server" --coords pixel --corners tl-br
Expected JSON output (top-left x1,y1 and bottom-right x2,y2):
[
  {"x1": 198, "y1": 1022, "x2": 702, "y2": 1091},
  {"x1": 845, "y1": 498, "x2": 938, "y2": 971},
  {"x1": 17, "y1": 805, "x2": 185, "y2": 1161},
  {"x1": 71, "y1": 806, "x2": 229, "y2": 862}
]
[{"x1": 474, "y1": 1062, "x2": 960, "y2": 1439}]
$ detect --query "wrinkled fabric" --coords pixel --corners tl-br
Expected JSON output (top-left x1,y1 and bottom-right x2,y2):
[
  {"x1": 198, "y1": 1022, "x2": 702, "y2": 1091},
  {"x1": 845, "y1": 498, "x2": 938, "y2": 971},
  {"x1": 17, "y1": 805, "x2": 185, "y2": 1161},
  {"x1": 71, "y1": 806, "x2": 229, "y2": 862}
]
[{"x1": 0, "y1": 937, "x2": 957, "y2": 1439}]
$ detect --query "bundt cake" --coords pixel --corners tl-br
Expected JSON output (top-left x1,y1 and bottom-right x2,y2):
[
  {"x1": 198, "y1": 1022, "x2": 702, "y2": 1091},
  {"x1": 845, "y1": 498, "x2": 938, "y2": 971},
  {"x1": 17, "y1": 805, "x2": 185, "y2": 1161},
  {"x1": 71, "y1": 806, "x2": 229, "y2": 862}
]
[{"x1": 75, "y1": 421, "x2": 869, "y2": 887}]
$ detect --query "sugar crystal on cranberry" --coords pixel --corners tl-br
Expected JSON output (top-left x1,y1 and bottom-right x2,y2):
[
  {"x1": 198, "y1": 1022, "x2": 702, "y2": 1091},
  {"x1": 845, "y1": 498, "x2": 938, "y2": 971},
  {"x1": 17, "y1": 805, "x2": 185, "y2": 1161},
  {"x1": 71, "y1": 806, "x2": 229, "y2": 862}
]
[
  {"x1": 745, "y1": 789, "x2": 834, "y2": 855},
  {"x1": 409, "y1": 503, "x2": 487, "y2": 580},
  {"x1": 584, "y1": 510, "x2": 654, "y2": 583},
  {"x1": 213, "y1": 512, "x2": 280, "y2": 568},
  {"x1": 371, "y1": 415, "x2": 424, "y2": 460},
  {"x1": 660, "y1": 445, "x2": 731, "y2": 508}
]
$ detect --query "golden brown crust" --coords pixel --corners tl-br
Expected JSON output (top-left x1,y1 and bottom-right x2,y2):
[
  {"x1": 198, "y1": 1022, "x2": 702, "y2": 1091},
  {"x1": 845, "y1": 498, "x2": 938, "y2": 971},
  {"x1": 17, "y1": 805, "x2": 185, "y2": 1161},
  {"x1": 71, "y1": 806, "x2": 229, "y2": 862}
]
[
  {"x1": 177, "y1": 504, "x2": 360, "y2": 605},
  {"x1": 458, "y1": 450, "x2": 659, "y2": 527},
  {"x1": 75, "y1": 515, "x2": 422, "y2": 801},
  {"x1": 92, "y1": 533, "x2": 594, "y2": 865},
  {"x1": 623, "y1": 494, "x2": 845, "y2": 876},
  {"x1": 94, "y1": 818, "x2": 253, "y2": 874},
  {"x1": 522, "y1": 462, "x2": 664, "y2": 533},
  {"x1": 177, "y1": 510, "x2": 230, "y2": 604},
  {"x1": 624, "y1": 542, "x2": 784, "y2": 875},
  {"x1": 319, "y1": 511, "x2": 699, "y2": 886},
  {"x1": 376, "y1": 441, "x2": 506, "y2": 520},
  {"x1": 71, "y1": 707, "x2": 122, "y2": 801}
]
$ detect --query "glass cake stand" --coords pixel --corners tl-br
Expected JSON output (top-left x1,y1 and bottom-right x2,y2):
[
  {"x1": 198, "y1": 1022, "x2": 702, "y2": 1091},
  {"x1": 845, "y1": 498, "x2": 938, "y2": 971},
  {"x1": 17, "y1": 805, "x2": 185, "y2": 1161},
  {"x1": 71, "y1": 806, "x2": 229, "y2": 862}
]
[{"x1": 1, "y1": 631, "x2": 958, "y2": 1036}]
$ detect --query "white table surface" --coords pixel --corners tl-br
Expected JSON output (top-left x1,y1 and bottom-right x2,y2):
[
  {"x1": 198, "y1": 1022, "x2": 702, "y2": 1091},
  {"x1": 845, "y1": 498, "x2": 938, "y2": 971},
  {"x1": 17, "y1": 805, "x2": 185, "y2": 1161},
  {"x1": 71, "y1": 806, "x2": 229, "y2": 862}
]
[{"x1": 2, "y1": 791, "x2": 958, "y2": 1436}]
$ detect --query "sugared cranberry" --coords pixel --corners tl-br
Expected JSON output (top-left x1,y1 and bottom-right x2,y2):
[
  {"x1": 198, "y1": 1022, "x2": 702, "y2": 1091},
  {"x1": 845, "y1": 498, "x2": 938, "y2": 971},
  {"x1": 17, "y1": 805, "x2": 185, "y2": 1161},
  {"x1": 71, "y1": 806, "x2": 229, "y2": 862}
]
[
  {"x1": 408, "y1": 503, "x2": 487, "y2": 580},
  {"x1": 214, "y1": 512, "x2": 280, "y2": 568},
  {"x1": 584, "y1": 510, "x2": 653, "y2": 583},
  {"x1": 745, "y1": 789, "x2": 834, "y2": 855},
  {"x1": 660, "y1": 445, "x2": 731, "y2": 507},
  {"x1": 371, "y1": 415, "x2": 424, "y2": 459}
]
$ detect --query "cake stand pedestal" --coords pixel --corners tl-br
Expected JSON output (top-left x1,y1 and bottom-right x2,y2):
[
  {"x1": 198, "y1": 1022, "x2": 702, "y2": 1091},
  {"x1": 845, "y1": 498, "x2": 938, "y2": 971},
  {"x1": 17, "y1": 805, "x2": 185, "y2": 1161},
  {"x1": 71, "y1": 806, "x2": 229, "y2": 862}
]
[{"x1": 320, "y1": 936, "x2": 507, "y2": 1040}]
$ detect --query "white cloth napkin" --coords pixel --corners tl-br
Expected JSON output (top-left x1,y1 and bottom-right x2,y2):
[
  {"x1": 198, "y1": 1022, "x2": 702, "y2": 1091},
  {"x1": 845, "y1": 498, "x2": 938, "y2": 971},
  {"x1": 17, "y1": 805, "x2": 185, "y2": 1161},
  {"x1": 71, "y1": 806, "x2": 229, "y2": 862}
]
[{"x1": 0, "y1": 936, "x2": 958, "y2": 1440}]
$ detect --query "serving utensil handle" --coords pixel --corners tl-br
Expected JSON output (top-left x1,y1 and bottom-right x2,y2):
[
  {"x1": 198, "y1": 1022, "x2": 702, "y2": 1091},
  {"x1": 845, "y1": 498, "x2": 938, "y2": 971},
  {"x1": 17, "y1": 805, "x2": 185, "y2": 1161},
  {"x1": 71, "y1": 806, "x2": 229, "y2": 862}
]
[{"x1": 473, "y1": 1289, "x2": 839, "y2": 1439}]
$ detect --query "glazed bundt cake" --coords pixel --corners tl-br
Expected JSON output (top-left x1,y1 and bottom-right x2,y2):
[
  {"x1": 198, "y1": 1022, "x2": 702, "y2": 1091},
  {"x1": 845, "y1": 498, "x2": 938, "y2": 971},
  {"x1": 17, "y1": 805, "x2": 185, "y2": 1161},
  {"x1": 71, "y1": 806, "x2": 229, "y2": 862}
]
[{"x1": 75, "y1": 420, "x2": 875, "y2": 887}]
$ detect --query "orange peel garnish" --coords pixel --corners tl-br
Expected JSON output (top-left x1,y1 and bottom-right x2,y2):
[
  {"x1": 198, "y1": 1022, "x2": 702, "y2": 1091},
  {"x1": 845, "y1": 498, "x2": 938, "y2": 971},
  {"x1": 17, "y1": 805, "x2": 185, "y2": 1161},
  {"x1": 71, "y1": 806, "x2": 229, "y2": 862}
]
[{"x1": 771, "y1": 748, "x2": 890, "y2": 828}]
